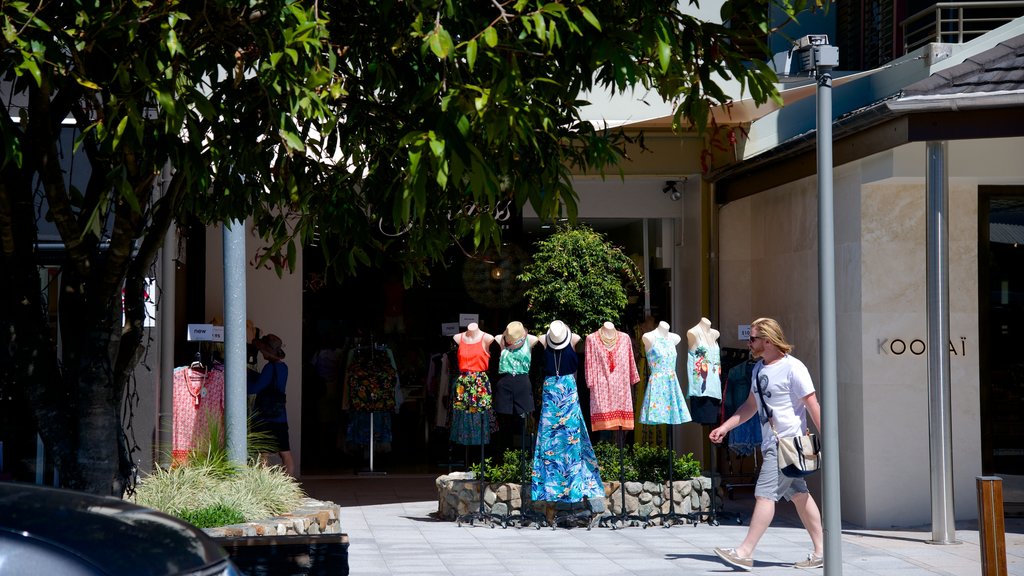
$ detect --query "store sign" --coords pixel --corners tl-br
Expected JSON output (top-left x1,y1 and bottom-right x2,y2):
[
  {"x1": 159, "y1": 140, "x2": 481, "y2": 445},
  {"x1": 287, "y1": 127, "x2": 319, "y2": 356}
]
[
  {"x1": 876, "y1": 337, "x2": 968, "y2": 357},
  {"x1": 378, "y1": 200, "x2": 514, "y2": 237}
]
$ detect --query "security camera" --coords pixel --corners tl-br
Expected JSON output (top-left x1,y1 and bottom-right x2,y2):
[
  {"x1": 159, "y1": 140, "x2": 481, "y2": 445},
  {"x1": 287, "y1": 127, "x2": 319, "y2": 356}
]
[{"x1": 795, "y1": 34, "x2": 829, "y2": 49}]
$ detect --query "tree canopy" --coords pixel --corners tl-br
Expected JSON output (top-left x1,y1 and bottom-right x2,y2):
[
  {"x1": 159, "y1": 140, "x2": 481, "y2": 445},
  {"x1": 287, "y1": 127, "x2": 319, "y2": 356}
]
[{"x1": 0, "y1": 0, "x2": 809, "y2": 494}]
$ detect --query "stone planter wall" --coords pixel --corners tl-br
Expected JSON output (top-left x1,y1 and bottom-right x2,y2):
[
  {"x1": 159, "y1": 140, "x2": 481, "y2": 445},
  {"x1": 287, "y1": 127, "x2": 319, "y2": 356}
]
[
  {"x1": 436, "y1": 473, "x2": 714, "y2": 524},
  {"x1": 204, "y1": 497, "x2": 348, "y2": 576}
]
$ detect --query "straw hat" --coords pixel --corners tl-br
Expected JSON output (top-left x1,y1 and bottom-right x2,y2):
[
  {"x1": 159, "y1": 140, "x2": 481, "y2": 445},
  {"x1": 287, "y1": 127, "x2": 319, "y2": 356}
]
[
  {"x1": 503, "y1": 321, "x2": 527, "y2": 348},
  {"x1": 546, "y1": 320, "x2": 572, "y2": 350},
  {"x1": 256, "y1": 333, "x2": 286, "y2": 360}
]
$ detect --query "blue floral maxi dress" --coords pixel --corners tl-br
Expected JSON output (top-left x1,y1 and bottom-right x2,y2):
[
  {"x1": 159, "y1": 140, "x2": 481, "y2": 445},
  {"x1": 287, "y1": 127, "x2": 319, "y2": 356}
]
[
  {"x1": 531, "y1": 345, "x2": 605, "y2": 503},
  {"x1": 639, "y1": 336, "x2": 692, "y2": 425}
]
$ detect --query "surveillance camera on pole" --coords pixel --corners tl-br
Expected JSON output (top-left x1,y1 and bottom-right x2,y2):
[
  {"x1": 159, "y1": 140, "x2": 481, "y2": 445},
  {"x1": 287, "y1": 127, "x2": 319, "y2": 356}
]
[{"x1": 770, "y1": 34, "x2": 839, "y2": 79}]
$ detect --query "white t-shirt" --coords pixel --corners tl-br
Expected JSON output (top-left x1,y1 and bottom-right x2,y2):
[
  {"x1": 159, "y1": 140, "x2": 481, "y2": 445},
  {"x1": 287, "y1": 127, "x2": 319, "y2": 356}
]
[{"x1": 752, "y1": 355, "x2": 815, "y2": 450}]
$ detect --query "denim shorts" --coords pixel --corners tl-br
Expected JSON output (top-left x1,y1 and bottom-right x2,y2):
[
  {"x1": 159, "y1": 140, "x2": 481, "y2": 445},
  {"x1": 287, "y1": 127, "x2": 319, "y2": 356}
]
[{"x1": 755, "y1": 444, "x2": 809, "y2": 501}]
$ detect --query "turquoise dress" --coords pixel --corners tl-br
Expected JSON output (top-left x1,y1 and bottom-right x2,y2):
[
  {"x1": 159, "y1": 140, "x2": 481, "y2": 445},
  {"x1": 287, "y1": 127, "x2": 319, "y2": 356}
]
[
  {"x1": 640, "y1": 337, "x2": 692, "y2": 425},
  {"x1": 531, "y1": 346, "x2": 604, "y2": 503}
]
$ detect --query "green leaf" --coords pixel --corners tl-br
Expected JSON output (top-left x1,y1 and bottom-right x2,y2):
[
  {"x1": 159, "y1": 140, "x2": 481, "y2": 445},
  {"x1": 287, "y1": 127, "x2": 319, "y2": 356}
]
[
  {"x1": 466, "y1": 38, "x2": 478, "y2": 71},
  {"x1": 113, "y1": 115, "x2": 129, "y2": 149},
  {"x1": 279, "y1": 128, "x2": 306, "y2": 152},
  {"x1": 657, "y1": 39, "x2": 671, "y2": 74},
  {"x1": 578, "y1": 6, "x2": 601, "y2": 31},
  {"x1": 483, "y1": 26, "x2": 498, "y2": 47}
]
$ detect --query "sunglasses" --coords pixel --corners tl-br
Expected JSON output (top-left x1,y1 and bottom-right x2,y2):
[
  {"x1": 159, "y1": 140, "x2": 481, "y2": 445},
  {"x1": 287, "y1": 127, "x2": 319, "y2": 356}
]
[{"x1": 748, "y1": 335, "x2": 766, "y2": 342}]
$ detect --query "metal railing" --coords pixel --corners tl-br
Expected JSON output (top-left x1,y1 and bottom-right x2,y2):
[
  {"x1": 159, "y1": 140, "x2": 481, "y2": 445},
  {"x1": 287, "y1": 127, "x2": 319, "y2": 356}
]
[{"x1": 902, "y1": 1, "x2": 1024, "y2": 54}]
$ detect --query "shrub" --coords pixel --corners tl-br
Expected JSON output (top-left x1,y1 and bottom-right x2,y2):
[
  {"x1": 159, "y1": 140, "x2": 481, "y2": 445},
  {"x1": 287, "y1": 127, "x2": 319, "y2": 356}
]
[
  {"x1": 467, "y1": 443, "x2": 702, "y2": 485},
  {"x1": 179, "y1": 503, "x2": 247, "y2": 528},
  {"x1": 594, "y1": 441, "x2": 701, "y2": 482},
  {"x1": 470, "y1": 449, "x2": 531, "y2": 483},
  {"x1": 518, "y1": 224, "x2": 643, "y2": 332}
]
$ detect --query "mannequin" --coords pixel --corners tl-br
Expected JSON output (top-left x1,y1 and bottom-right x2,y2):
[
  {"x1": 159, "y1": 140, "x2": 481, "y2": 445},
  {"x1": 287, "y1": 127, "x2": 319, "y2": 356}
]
[
  {"x1": 638, "y1": 320, "x2": 691, "y2": 526},
  {"x1": 454, "y1": 322, "x2": 495, "y2": 348},
  {"x1": 686, "y1": 318, "x2": 723, "y2": 426},
  {"x1": 494, "y1": 321, "x2": 540, "y2": 457},
  {"x1": 449, "y1": 322, "x2": 494, "y2": 446},
  {"x1": 532, "y1": 320, "x2": 604, "y2": 526},
  {"x1": 586, "y1": 321, "x2": 644, "y2": 527},
  {"x1": 643, "y1": 320, "x2": 682, "y2": 351},
  {"x1": 452, "y1": 321, "x2": 500, "y2": 526},
  {"x1": 639, "y1": 322, "x2": 690, "y2": 426},
  {"x1": 585, "y1": 321, "x2": 639, "y2": 431},
  {"x1": 540, "y1": 319, "x2": 581, "y2": 351}
]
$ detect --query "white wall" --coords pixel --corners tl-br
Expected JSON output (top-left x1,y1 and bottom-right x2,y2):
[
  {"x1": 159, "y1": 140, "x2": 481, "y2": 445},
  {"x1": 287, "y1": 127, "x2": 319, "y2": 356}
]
[
  {"x1": 715, "y1": 137, "x2": 1012, "y2": 528},
  {"x1": 205, "y1": 222, "x2": 304, "y2": 475}
]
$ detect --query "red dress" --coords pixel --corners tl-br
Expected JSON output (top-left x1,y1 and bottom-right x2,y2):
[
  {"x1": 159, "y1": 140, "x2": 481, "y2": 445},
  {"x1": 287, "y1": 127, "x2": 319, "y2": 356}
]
[{"x1": 584, "y1": 330, "x2": 639, "y2": 430}]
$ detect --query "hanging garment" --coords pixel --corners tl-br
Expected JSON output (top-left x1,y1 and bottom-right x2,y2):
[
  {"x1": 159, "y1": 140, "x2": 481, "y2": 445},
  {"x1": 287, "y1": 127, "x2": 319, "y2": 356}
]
[
  {"x1": 346, "y1": 353, "x2": 398, "y2": 412},
  {"x1": 584, "y1": 330, "x2": 639, "y2": 430},
  {"x1": 725, "y1": 361, "x2": 762, "y2": 456},
  {"x1": 171, "y1": 364, "x2": 225, "y2": 464},
  {"x1": 346, "y1": 411, "x2": 393, "y2": 450},
  {"x1": 687, "y1": 343, "x2": 723, "y2": 399},
  {"x1": 532, "y1": 346, "x2": 604, "y2": 503},
  {"x1": 639, "y1": 336, "x2": 692, "y2": 425}
]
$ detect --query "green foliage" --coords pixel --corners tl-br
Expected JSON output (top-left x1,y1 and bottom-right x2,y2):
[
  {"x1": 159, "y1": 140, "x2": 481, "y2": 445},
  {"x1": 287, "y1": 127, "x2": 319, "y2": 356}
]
[
  {"x1": 594, "y1": 441, "x2": 701, "y2": 482},
  {"x1": 519, "y1": 225, "x2": 642, "y2": 332},
  {"x1": 178, "y1": 503, "x2": 247, "y2": 529},
  {"x1": 135, "y1": 461, "x2": 304, "y2": 525},
  {"x1": 470, "y1": 449, "x2": 531, "y2": 484},
  {"x1": 0, "y1": 0, "x2": 814, "y2": 493}
]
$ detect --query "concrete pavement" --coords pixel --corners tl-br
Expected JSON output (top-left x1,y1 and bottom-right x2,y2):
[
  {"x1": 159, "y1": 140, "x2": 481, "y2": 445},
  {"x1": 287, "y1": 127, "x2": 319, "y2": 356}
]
[{"x1": 302, "y1": 475, "x2": 1024, "y2": 576}]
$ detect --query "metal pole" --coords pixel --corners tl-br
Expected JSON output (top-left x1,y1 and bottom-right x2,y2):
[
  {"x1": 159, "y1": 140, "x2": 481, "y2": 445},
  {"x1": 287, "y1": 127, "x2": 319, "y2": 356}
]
[
  {"x1": 643, "y1": 218, "x2": 651, "y2": 317},
  {"x1": 223, "y1": 220, "x2": 248, "y2": 466},
  {"x1": 158, "y1": 221, "x2": 176, "y2": 468},
  {"x1": 926, "y1": 141, "x2": 957, "y2": 544},
  {"x1": 815, "y1": 55, "x2": 843, "y2": 574}
]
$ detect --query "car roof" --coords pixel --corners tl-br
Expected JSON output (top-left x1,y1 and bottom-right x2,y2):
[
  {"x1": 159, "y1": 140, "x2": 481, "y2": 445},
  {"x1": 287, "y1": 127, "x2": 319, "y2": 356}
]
[{"x1": 0, "y1": 482, "x2": 229, "y2": 575}]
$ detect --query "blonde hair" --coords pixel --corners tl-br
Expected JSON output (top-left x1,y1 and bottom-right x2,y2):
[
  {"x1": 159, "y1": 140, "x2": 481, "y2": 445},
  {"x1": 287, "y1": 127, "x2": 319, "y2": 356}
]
[{"x1": 751, "y1": 317, "x2": 793, "y2": 354}]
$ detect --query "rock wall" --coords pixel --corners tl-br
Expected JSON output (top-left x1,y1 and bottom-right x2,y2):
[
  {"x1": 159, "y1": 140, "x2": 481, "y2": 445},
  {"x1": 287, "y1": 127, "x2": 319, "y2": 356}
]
[{"x1": 436, "y1": 473, "x2": 714, "y2": 524}]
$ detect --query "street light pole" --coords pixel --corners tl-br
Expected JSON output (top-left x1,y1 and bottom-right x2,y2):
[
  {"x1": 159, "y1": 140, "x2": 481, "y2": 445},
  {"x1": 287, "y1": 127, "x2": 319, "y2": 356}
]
[{"x1": 799, "y1": 37, "x2": 842, "y2": 574}]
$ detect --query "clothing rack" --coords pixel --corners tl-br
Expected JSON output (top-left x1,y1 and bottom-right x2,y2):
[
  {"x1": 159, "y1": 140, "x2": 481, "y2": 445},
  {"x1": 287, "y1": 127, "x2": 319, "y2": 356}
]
[
  {"x1": 719, "y1": 350, "x2": 760, "y2": 503},
  {"x1": 350, "y1": 342, "x2": 393, "y2": 476}
]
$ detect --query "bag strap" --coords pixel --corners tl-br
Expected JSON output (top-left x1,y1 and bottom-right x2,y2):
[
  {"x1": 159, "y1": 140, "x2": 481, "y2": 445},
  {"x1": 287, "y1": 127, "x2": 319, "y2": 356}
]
[{"x1": 752, "y1": 360, "x2": 780, "y2": 438}]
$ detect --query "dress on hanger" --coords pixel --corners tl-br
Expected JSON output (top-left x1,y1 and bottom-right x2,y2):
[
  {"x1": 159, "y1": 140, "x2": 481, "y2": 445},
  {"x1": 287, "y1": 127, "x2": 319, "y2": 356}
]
[
  {"x1": 584, "y1": 329, "x2": 640, "y2": 430},
  {"x1": 172, "y1": 363, "x2": 225, "y2": 464},
  {"x1": 532, "y1": 345, "x2": 604, "y2": 503},
  {"x1": 639, "y1": 335, "x2": 692, "y2": 425},
  {"x1": 450, "y1": 336, "x2": 492, "y2": 445}
]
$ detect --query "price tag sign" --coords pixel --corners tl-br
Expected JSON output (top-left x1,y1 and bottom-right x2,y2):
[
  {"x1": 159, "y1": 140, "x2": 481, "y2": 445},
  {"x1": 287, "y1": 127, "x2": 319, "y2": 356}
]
[
  {"x1": 441, "y1": 322, "x2": 460, "y2": 336},
  {"x1": 187, "y1": 324, "x2": 215, "y2": 341},
  {"x1": 458, "y1": 313, "x2": 478, "y2": 327}
]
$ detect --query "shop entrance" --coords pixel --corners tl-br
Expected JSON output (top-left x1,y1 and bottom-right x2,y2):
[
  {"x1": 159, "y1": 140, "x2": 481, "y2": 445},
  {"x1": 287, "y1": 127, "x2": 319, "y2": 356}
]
[
  {"x1": 298, "y1": 218, "x2": 672, "y2": 476},
  {"x1": 979, "y1": 187, "x2": 1024, "y2": 512}
]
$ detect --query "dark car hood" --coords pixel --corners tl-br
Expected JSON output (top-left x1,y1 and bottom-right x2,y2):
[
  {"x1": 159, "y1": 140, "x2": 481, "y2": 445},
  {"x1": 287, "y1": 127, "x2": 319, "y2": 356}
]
[{"x1": 0, "y1": 482, "x2": 228, "y2": 575}]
